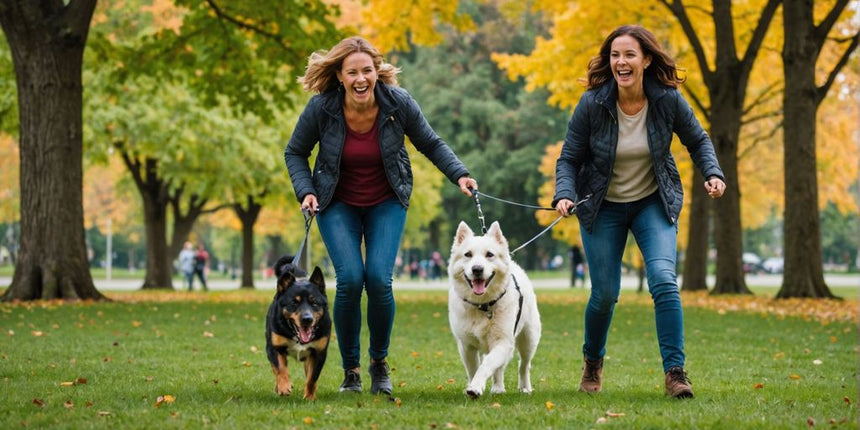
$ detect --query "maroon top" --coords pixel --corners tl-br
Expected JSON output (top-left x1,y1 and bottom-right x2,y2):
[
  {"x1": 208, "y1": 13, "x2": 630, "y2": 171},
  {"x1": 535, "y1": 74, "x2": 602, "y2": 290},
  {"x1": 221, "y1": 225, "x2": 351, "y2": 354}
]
[{"x1": 334, "y1": 119, "x2": 395, "y2": 206}]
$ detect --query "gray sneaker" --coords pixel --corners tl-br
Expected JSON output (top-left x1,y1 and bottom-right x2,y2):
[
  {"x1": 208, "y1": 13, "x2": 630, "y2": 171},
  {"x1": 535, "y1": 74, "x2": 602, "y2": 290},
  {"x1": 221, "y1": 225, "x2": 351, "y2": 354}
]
[
  {"x1": 339, "y1": 369, "x2": 362, "y2": 393},
  {"x1": 369, "y1": 361, "x2": 393, "y2": 395}
]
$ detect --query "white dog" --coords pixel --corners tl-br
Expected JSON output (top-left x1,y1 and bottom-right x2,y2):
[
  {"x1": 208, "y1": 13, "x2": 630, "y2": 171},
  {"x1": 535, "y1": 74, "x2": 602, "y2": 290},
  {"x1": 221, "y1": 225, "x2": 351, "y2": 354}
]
[{"x1": 447, "y1": 221, "x2": 541, "y2": 398}]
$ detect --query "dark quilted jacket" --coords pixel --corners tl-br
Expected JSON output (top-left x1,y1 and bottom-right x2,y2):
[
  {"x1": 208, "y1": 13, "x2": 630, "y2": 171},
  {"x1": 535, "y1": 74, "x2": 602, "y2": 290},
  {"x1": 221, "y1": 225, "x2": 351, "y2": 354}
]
[
  {"x1": 285, "y1": 82, "x2": 470, "y2": 212},
  {"x1": 552, "y1": 77, "x2": 724, "y2": 233}
]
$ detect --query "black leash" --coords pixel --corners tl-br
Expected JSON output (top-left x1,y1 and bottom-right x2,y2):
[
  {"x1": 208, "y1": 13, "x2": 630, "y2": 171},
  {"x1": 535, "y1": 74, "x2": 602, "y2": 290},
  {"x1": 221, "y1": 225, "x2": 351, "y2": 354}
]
[
  {"x1": 292, "y1": 209, "x2": 315, "y2": 273},
  {"x1": 470, "y1": 189, "x2": 591, "y2": 256}
]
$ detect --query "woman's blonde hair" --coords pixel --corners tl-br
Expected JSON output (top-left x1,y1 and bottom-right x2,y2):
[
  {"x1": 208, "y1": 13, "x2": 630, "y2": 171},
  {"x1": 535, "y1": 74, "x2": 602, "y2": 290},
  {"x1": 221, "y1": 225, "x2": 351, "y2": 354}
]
[{"x1": 298, "y1": 36, "x2": 400, "y2": 94}]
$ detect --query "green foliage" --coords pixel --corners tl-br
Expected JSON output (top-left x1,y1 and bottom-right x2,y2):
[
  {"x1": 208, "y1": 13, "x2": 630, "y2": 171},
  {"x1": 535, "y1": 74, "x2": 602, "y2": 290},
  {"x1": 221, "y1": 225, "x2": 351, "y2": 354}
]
[
  {"x1": 0, "y1": 290, "x2": 856, "y2": 428},
  {"x1": 0, "y1": 31, "x2": 16, "y2": 136},
  {"x1": 397, "y1": 1, "x2": 571, "y2": 266},
  {"x1": 88, "y1": 0, "x2": 343, "y2": 121}
]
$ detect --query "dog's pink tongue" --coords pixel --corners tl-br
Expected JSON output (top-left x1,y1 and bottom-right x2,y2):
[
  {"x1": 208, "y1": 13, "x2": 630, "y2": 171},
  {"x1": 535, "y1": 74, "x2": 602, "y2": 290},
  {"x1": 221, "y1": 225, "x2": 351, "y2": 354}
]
[
  {"x1": 298, "y1": 327, "x2": 313, "y2": 343},
  {"x1": 471, "y1": 278, "x2": 487, "y2": 295}
]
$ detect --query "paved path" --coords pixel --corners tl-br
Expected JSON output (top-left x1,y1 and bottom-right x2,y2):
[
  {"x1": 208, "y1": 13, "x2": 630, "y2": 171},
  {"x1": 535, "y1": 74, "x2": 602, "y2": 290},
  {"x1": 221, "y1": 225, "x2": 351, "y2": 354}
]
[{"x1": 1, "y1": 273, "x2": 857, "y2": 292}]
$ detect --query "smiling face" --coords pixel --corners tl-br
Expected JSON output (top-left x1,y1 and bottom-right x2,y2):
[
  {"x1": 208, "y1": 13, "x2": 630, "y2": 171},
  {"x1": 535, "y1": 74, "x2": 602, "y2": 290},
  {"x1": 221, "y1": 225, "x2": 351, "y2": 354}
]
[
  {"x1": 336, "y1": 52, "x2": 377, "y2": 109},
  {"x1": 610, "y1": 34, "x2": 651, "y2": 92}
]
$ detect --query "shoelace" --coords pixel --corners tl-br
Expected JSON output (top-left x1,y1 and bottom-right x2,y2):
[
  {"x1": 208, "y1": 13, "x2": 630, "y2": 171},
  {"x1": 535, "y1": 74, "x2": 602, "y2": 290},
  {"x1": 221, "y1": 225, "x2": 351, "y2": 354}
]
[
  {"x1": 583, "y1": 361, "x2": 602, "y2": 382},
  {"x1": 667, "y1": 368, "x2": 691, "y2": 385}
]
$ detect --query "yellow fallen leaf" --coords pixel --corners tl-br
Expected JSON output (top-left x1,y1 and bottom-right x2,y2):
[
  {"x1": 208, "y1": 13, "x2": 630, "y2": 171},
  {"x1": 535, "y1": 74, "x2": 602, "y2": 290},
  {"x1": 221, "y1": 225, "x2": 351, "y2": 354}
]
[
  {"x1": 446, "y1": 378, "x2": 455, "y2": 384},
  {"x1": 790, "y1": 374, "x2": 801, "y2": 380},
  {"x1": 132, "y1": 321, "x2": 142, "y2": 327},
  {"x1": 491, "y1": 402, "x2": 501, "y2": 408},
  {"x1": 596, "y1": 417, "x2": 608, "y2": 424},
  {"x1": 606, "y1": 411, "x2": 625, "y2": 417},
  {"x1": 203, "y1": 331, "x2": 214, "y2": 338},
  {"x1": 410, "y1": 351, "x2": 420, "y2": 357},
  {"x1": 303, "y1": 417, "x2": 314, "y2": 425},
  {"x1": 98, "y1": 411, "x2": 111, "y2": 416},
  {"x1": 60, "y1": 381, "x2": 75, "y2": 387},
  {"x1": 545, "y1": 401, "x2": 555, "y2": 410},
  {"x1": 31, "y1": 331, "x2": 44, "y2": 337}
]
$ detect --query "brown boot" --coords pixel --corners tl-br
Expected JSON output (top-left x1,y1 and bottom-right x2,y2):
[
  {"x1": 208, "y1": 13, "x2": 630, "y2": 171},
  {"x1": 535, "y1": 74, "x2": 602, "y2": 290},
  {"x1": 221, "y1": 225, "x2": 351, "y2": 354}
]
[
  {"x1": 579, "y1": 357, "x2": 603, "y2": 393},
  {"x1": 664, "y1": 366, "x2": 694, "y2": 398}
]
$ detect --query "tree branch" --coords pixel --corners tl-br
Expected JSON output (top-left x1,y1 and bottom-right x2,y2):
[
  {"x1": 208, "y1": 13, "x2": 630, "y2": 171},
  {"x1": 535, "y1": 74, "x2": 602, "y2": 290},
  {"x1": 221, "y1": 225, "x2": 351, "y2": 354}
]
[
  {"x1": 661, "y1": 0, "x2": 713, "y2": 86},
  {"x1": 682, "y1": 84, "x2": 711, "y2": 123},
  {"x1": 742, "y1": 80, "x2": 782, "y2": 116},
  {"x1": 814, "y1": 0, "x2": 850, "y2": 48},
  {"x1": 738, "y1": 0, "x2": 781, "y2": 88},
  {"x1": 738, "y1": 118, "x2": 783, "y2": 160},
  {"x1": 816, "y1": 31, "x2": 860, "y2": 106},
  {"x1": 203, "y1": 0, "x2": 290, "y2": 50}
]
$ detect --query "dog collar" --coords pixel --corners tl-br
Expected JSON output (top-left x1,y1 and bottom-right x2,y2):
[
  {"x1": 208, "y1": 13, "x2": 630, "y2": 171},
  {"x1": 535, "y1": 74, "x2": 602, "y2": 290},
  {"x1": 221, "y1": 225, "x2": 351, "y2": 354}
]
[{"x1": 463, "y1": 289, "x2": 507, "y2": 318}]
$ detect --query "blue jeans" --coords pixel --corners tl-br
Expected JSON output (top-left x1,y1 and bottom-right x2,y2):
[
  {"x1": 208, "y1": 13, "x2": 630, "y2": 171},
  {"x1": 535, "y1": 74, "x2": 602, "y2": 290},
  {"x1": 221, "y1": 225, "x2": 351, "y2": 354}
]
[
  {"x1": 317, "y1": 198, "x2": 406, "y2": 370},
  {"x1": 580, "y1": 193, "x2": 685, "y2": 372}
]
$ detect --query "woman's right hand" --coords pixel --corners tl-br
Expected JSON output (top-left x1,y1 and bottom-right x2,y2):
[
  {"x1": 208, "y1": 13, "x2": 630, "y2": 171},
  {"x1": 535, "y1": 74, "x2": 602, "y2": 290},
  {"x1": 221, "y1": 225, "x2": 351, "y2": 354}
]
[
  {"x1": 555, "y1": 198, "x2": 575, "y2": 217},
  {"x1": 301, "y1": 194, "x2": 319, "y2": 214}
]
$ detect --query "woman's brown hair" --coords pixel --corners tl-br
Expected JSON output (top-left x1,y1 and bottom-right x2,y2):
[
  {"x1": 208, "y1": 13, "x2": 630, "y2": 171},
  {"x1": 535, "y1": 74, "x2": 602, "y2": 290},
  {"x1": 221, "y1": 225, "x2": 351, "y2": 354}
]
[
  {"x1": 586, "y1": 25, "x2": 685, "y2": 90},
  {"x1": 298, "y1": 36, "x2": 400, "y2": 94}
]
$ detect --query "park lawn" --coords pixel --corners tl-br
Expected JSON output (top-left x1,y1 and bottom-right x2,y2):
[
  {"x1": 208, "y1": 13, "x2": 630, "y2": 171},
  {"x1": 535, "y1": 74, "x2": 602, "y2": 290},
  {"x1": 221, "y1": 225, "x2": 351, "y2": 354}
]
[{"x1": 0, "y1": 288, "x2": 856, "y2": 429}]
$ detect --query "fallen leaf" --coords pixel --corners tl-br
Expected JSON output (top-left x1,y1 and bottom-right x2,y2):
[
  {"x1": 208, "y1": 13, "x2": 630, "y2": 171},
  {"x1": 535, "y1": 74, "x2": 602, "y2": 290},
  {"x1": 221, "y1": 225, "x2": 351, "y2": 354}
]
[
  {"x1": 203, "y1": 331, "x2": 214, "y2": 338},
  {"x1": 446, "y1": 378, "x2": 455, "y2": 384},
  {"x1": 31, "y1": 330, "x2": 44, "y2": 337},
  {"x1": 545, "y1": 401, "x2": 555, "y2": 410},
  {"x1": 812, "y1": 359, "x2": 822, "y2": 365},
  {"x1": 606, "y1": 411, "x2": 625, "y2": 417},
  {"x1": 98, "y1": 411, "x2": 111, "y2": 417},
  {"x1": 64, "y1": 400, "x2": 74, "y2": 409},
  {"x1": 398, "y1": 381, "x2": 406, "y2": 387},
  {"x1": 242, "y1": 361, "x2": 252, "y2": 367},
  {"x1": 155, "y1": 395, "x2": 176, "y2": 408},
  {"x1": 791, "y1": 374, "x2": 802, "y2": 380},
  {"x1": 132, "y1": 321, "x2": 142, "y2": 327},
  {"x1": 33, "y1": 398, "x2": 45, "y2": 407},
  {"x1": 491, "y1": 402, "x2": 501, "y2": 408},
  {"x1": 596, "y1": 417, "x2": 608, "y2": 424},
  {"x1": 303, "y1": 417, "x2": 314, "y2": 425},
  {"x1": 7, "y1": 330, "x2": 13, "y2": 336},
  {"x1": 830, "y1": 336, "x2": 837, "y2": 343},
  {"x1": 76, "y1": 377, "x2": 88, "y2": 385},
  {"x1": 394, "y1": 398, "x2": 402, "y2": 407},
  {"x1": 410, "y1": 351, "x2": 420, "y2": 357},
  {"x1": 445, "y1": 424, "x2": 457, "y2": 429},
  {"x1": 754, "y1": 383, "x2": 764, "y2": 389},
  {"x1": 807, "y1": 417, "x2": 815, "y2": 427},
  {"x1": 250, "y1": 346, "x2": 259, "y2": 353},
  {"x1": 844, "y1": 396, "x2": 851, "y2": 405},
  {"x1": 60, "y1": 381, "x2": 75, "y2": 387}
]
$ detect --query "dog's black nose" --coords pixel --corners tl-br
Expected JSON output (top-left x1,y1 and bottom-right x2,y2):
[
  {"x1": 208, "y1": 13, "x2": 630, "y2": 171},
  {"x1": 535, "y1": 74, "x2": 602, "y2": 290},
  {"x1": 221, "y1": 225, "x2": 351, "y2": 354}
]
[
  {"x1": 300, "y1": 312, "x2": 314, "y2": 325},
  {"x1": 471, "y1": 265, "x2": 484, "y2": 276}
]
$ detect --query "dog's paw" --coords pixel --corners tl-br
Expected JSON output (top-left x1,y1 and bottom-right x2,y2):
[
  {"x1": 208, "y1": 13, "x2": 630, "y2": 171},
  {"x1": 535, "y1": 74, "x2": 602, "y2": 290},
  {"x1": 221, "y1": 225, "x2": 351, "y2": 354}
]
[
  {"x1": 519, "y1": 387, "x2": 533, "y2": 394},
  {"x1": 465, "y1": 386, "x2": 483, "y2": 399},
  {"x1": 490, "y1": 386, "x2": 506, "y2": 395},
  {"x1": 275, "y1": 381, "x2": 293, "y2": 396},
  {"x1": 302, "y1": 391, "x2": 317, "y2": 401}
]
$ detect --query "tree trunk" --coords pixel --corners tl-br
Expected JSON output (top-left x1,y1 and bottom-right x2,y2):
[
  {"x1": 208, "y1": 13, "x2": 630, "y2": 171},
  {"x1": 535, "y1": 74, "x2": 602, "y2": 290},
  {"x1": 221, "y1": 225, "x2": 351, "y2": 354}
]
[
  {"x1": 234, "y1": 196, "x2": 262, "y2": 288},
  {"x1": 0, "y1": 0, "x2": 104, "y2": 302},
  {"x1": 709, "y1": 103, "x2": 752, "y2": 295},
  {"x1": 681, "y1": 170, "x2": 710, "y2": 291},
  {"x1": 121, "y1": 153, "x2": 173, "y2": 289},
  {"x1": 776, "y1": 0, "x2": 835, "y2": 299}
]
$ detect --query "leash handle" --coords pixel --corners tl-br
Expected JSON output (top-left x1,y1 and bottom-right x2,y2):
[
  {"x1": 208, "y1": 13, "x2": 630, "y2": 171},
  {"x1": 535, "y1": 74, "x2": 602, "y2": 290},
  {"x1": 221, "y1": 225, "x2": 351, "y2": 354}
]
[
  {"x1": 293, "y1": 208, "x2": 317, "y2": 272},
  {"x1": 471, "y1": 188, "x2": 488, "y2": 234}
]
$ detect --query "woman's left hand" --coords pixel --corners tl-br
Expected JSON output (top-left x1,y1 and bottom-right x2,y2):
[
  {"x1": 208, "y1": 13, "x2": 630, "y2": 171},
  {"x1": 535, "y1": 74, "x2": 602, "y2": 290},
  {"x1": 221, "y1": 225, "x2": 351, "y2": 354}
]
[
  {"x1": 458, "y1": 176, "x2": 478, "y2": 197},
  {"x1": 705, "y1": 177, "x2": 726, "y2": 199}
]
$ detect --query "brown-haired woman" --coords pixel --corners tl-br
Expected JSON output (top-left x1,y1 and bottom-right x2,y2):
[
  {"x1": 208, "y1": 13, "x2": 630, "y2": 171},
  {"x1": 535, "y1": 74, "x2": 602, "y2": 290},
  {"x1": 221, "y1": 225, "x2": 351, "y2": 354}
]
[{"x1": 553, "y1": 25, "x2": 726, "y2": 398}]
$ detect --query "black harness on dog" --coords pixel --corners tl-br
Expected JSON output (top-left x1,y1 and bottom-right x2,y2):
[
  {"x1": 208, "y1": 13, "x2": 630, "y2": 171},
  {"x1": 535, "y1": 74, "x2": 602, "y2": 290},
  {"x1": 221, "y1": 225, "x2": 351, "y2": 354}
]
[{"x1": 462, "y1": 274, "x2": 524, "y2": 336}]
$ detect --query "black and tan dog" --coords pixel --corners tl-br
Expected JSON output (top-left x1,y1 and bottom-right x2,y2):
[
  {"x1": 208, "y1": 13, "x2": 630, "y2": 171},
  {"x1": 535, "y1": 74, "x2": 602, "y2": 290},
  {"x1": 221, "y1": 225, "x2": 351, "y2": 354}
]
[{"x1": 265, "y1": 255, "x2": 331, "y2": 400}]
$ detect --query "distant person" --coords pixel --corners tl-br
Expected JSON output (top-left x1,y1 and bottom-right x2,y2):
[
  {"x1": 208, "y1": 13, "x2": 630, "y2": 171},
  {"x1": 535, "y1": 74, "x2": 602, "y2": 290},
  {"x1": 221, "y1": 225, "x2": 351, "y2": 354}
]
[
  {"x1": 192, "y1": 243, "x2": 209, "y2": 292},
  {"x1": 569, "y1": 244, "x2": 586, "y2": 288},
  {"x1": 284, "y1": 36, "x2": 478, "y2": 395},
  {"x1": 178, "y1": 241, "x2": 196, "y2": 291},
  {"x1": 553, "y1": 25, "x2": 725, "y2": 398}
]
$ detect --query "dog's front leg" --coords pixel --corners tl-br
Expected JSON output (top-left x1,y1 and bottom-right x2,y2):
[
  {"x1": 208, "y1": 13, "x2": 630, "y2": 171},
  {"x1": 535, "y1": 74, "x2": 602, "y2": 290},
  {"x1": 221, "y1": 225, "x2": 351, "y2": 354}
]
[
  {"x1": 273, "y1": 352, "x2": 292, "y2": 396},
  {"x1": 465, "y1": 342, "x2": 514, "y2": 399},
  {"x1": 457, "y1": 341, "x2": 480, "y2": 381}
]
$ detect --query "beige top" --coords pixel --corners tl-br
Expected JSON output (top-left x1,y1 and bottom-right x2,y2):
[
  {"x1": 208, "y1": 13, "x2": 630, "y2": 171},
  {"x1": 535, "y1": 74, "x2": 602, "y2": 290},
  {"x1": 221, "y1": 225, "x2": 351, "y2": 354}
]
[{"x1": 606, "y1": 101, "x2": 658, "y2": 202}]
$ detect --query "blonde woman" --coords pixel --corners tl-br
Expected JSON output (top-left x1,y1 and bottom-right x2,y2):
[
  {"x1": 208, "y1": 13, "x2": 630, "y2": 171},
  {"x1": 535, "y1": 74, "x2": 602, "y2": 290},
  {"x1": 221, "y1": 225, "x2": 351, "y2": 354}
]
[{"x1": 285, "y1": 36, "x2": 477, "y2": 395}]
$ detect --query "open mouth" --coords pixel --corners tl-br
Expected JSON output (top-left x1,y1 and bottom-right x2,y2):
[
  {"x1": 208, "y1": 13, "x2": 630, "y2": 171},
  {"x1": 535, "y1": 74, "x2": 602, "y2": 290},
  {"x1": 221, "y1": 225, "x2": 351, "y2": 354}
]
[
  {"x1": 466, "y1": 272, "x2": 495, "y2": 296},
  {"x1": 353, "y1": 85, "x2": 369, "y2": 95},
  {"x1": 290, "y1": 320, "x2": 316, "y2": 344},
  {"x1": 616, "y1": 70, "x2": 633, "y2": 79}
]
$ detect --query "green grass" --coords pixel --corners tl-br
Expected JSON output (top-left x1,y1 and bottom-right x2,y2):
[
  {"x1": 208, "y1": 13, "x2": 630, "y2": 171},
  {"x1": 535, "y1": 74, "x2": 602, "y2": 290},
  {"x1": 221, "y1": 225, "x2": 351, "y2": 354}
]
[{"x1": 0, "y1": 288, "x2": 856, "y2": 429}]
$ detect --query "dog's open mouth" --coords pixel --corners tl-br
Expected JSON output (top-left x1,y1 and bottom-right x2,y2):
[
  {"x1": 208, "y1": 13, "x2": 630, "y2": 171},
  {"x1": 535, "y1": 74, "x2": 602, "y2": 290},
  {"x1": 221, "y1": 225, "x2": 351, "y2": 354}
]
[
  {"x1": 290, "y1": 320, "x2": 316, "y2": 344},
  {"x1": 466, "y1": 273, "x2": 495, "y2": 296}
]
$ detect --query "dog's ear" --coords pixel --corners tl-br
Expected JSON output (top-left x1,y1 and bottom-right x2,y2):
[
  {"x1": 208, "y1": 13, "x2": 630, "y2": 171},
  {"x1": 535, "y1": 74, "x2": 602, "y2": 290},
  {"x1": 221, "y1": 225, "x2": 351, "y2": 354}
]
[
  {"x1": 309, "y1": 266, "x2": 325, "y2": 292},
  {"x1": 277, "y1": 271, "x2": 296, "y2": 293},
  {"x1": 487, "y1": 221, "x2": 508, "y2": 249},
  {"x1": 454, "y1": 221, "x2": 473, "y2": 246}
]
